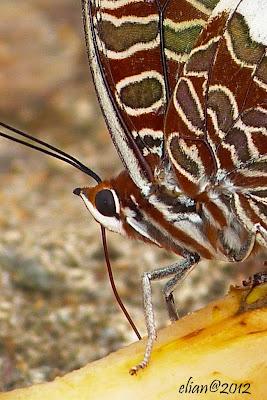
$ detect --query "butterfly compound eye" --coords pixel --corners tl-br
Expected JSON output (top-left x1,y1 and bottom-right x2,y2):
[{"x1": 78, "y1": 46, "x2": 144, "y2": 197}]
[{"x1": 95, "y1": 189, "x2": 117, "y2": 217}]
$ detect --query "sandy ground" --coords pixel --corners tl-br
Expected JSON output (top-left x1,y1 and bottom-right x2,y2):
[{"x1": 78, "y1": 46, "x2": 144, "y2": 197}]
[{"x1": 0, "y1": 0, "x2": 266, "y2": 391}]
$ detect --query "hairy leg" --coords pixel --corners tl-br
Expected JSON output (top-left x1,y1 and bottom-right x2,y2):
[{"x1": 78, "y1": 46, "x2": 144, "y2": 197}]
[{"x1": 130, "y1": 253, "x2": 199, "y2": 375}]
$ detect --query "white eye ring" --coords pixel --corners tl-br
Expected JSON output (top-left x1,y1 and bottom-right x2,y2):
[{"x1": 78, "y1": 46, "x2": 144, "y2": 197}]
[{"x1": 110, "y1": 189, "x2": 120, "y2": 214}]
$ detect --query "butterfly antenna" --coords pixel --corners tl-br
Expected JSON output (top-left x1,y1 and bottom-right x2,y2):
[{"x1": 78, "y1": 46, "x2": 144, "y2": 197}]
[
  {"x1": 0, "y1": 121, "x2": 101, "y2": 183},
  {"x1": 0, "y1": 121, "x2": 141, "y2": 340}
]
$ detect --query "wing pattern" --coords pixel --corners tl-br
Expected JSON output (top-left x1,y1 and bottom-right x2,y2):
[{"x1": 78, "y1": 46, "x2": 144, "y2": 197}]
[
  {"x1": 82, "y1": 0, "x2": 219, "y2": 191},
  {"x1": 165, "y1": 0, "x2": 267, "y2": 241}
]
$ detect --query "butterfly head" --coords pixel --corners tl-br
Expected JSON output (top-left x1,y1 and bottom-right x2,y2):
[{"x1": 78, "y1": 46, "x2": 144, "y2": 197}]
[
  {"x1": 73, "y1": 181, "x2": 125, "y2": 235},
  {"x1": 73, "y1": 171, "x2": 154, "y2": 245}
]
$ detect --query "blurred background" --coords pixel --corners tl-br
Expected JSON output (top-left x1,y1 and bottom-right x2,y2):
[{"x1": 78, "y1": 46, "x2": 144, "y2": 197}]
[{"x1": 0, "y1": 0, "x2": 266, "y2": 391}]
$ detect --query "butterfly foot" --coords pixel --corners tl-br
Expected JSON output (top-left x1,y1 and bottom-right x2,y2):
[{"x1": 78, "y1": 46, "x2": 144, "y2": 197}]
[
  {"x1": 129, "y1": 333, "x2": 154, "y2": 376},
  {"x1": 129, "y1": 360, "x2": 148, "y2": 376},
  {"x1": 165, "y1": 292, "x2": 179, "y2": 321}
]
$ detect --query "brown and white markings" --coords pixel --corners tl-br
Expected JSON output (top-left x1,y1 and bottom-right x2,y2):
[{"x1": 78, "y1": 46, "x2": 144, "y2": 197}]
[{"x1": 77, "y1": 0, "x2": 267, "y2": 373}]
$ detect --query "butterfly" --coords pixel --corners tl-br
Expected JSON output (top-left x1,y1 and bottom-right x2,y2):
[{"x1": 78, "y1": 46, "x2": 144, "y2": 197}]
[
  {"x1": 75, "y1": 0, "x2": 267, "y2": 374},
  {"x1": 0, "y1": 0, "x2": 266, "y2": 377}
]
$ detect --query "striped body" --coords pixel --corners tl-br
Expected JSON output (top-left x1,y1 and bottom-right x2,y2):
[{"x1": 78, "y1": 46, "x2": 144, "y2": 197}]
[{"x1": 78, "y1": 0, "x2": 267, "y2": 372}]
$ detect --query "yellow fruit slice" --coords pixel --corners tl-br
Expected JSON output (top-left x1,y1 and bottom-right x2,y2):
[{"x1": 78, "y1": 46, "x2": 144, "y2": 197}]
[{"x1": 1, "y1": 282, "x2": 266, "y2": 400}]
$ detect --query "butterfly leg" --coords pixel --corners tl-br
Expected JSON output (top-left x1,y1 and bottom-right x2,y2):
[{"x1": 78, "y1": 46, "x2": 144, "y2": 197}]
[
  {"x1": 163, "y1": 261, "x2": 196, "y2": 321},
  {"x1": 164, "y1": 291, "x2": 178, "y2": 322},
  {"x1": 255, "y1": 223, "x2": 267, "y2": 246},
  {"x1": 130, "y1": 254, "x2": 199, "y2": 375},
  {"x1": 230, "y1": 232, "x2": 256, "y2": 262}
]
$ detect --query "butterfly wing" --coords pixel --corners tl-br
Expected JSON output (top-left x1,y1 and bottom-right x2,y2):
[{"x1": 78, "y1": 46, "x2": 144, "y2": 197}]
[
  {"x1": 210, "y1": 1, "x2": 267, "y2": 241},
  {"x1": 165, "y1": 0, "x2": 267, "y2": 200},
  {"x1": 82, "y1": 0, "x2": 219, "y2": 191}
]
